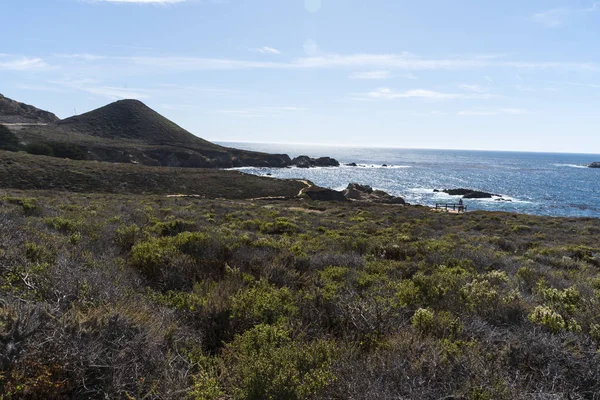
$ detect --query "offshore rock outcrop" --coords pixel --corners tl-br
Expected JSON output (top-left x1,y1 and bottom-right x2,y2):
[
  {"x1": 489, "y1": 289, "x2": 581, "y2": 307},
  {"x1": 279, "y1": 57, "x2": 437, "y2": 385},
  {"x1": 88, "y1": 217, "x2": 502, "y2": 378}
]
[
  {"x1": 434, "y1": 188, "x2": 501, "y2": 199},
  {"x1": 291, "y1": 155, "x2": 340, "y2": 168},
  {"x1": 303, "y1": 183, "x2": 405, "y2": 204},
  {"x1": 344, "y1": 183, "x2": 406, "y2": 204},
  {"x1": 588, "y1": 162, "x2": 600, "y2": 168}
]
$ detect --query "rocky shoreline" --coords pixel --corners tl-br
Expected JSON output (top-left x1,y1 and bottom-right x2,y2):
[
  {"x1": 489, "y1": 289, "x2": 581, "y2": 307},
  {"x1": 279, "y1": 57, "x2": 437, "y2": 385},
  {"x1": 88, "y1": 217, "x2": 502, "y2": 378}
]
[{"x1": 303, "y1": 183, "x2": 406, "y2": 204}]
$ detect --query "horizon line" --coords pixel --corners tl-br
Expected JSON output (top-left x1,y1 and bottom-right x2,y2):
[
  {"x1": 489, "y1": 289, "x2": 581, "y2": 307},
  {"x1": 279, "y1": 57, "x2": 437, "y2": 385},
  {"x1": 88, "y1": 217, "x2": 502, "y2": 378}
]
[{"x1": 212, "y1": 139, "x2": 600, "y2": 157}]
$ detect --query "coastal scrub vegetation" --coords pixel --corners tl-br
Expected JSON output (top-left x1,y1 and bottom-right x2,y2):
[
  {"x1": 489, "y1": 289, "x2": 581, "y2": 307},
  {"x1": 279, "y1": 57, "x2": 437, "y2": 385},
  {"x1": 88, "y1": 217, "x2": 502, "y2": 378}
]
[{"x1": 2, "y1": 190, "x2": 600, "y2": 399}]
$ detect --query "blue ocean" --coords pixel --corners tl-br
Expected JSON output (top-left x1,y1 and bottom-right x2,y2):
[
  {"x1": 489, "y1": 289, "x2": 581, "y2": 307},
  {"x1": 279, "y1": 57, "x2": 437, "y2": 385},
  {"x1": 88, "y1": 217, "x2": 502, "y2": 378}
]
[{"x1": 219, "y1": 142, "x2": 600, "y2": 218}]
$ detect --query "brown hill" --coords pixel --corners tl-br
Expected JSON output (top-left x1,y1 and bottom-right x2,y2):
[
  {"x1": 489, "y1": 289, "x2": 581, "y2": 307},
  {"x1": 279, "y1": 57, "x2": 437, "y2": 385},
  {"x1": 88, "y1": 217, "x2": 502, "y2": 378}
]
[
  {"x1": 10, "y1": 99, "x2": 292, "y2": 168},
  {"x1": 0, "y1": 93, "x2": 59, "y2": 124},
  {"x1": 57, "y1": 99, "x2": 219, "y2": 148}
]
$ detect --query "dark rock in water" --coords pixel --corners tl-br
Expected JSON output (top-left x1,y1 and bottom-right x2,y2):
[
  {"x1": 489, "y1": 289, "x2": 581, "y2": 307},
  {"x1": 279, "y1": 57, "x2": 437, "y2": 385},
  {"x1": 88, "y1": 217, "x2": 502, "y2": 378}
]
[
  {"x1": 382, "y1": 164, "x2": 388, "y2": 167},
  {"x1": 291, "y1": 155, "x2": 340, "y2": 168},
  {"x1": 343, "y1": 183, "x2": 405, "y2": 204},
  {"x1": 588, "y1": 162, "x2": 600, "y2": 168},
  {"x1": 346, "y1": 162, "x2": 358, "y2": 167},
  {"x1": 433, "y1": 189, "x2": 440, "y2": 193},
  {"x1": 437, "y1": 188, "x2": 500, "y2": 199},
  {"x1": 304, "y1": 187, "x2": 347, "y2": 202},
  {"x1": 295, "y1": 157, "x2": 311, "y2": 168},
  {"x1": 344, "y1": 183, "x2": 373, "y2": 200},
  {"x1": 463, "y1": 191, "x2": 495, "y2": 199}
]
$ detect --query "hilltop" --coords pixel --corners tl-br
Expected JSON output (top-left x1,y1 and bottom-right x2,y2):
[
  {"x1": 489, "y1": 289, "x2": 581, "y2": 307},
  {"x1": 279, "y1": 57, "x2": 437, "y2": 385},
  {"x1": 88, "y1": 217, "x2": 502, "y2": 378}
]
[
  {"x1": 57, "y1": 99, "x2": 219, "y2": 147},
  {"x1": 0, "y1": 94, "x2": 59, "y2": 124}
]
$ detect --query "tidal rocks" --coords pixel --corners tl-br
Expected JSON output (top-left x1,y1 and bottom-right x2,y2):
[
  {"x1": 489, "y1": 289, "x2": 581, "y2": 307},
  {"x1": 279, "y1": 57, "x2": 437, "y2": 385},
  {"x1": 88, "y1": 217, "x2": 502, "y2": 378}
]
[
  {"x1": 291, "y1": 155, "x2": 340, "y2": 168},
  {"x1": 303, "y1": 186, "x2": 347, "y2": 201},
  {"x1": 346, "y1": 162, "x2": 358, "y2": 167},
  {"x1": 344, "y1": 183, "x2": 406, "y2": 204},
  {"x1": 588, "y1": 162, "x2": 600, "y2": 168},
  {"x1": 303, "y1": 182, "x2": 406, "y2": 204},
  {"x1": 435, "y1": 188, "x2": 501, "y2": 199}
]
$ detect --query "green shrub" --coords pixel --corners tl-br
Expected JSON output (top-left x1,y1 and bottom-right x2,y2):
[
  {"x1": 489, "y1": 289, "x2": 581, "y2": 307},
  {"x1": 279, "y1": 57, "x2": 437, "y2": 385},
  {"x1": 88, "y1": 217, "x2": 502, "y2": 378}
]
[
  {"x1": 412, "y1": 308, "x2": 435, "y2": 335},
  {"x1": 0, "y1": 124, "x2": 21, "y2": 151},
  {"x1": 2, "y1": 196, "x2": 40, "y2": 215},
  {"x1": 188, "y1": 372, "x2": 224, "y2": 400},
  {"x1": 231, "y1": 279, "x2": 298, "y2": 326},
  {"x1": 151, "y1": 218, "x2": 196, "y2": 236},
  {"x1": 43, "y1": 216, "x2": 78, "y2": 233},
  {"x1": 536, "y1": 282, "x2": 580, "y2": 314},
  {"x1": 25, "y1": 242, "x2": 55, "y2": 263},
  {"x1": 223, "y1": 324, "x2": 337, "y2": 400},
  {"x1": 130, "y1": 232, "x2": 226, "y2": 285},
  {"x1": 114, "y1": 223, "x2": 141, "y2": 251},
  {"x1": 412, "y1": 308, "x2": 462, "y2": 338},
  {"x1": 25, "y1": 142, "x2": 54, "y2": 156},
  {"x1": 260, "y1": 217, "x2": 298, "y2": 235},
  {"x1": 528, "y1": 305, "x2": 566, "y2": 333}
]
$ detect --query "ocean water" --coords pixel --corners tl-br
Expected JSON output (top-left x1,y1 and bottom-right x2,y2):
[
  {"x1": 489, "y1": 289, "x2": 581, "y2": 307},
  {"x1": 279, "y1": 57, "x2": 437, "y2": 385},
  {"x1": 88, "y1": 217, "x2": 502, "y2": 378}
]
[{"x1": 218, "y1": 142, "x2": 600, "y2": 218}]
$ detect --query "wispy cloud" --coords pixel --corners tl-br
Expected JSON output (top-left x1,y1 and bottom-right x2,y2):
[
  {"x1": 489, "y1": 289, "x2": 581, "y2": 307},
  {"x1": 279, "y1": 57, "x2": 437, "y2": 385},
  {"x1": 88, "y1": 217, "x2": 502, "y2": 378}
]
[
  {"x1": 52, "y1": 79, "x2": 151, "y2": 100},
  {"x1": 350, "y1": 70, "x2": 392, "y2": 80},
  {"x1": 512, "y1": 85, "x2": 558, "y2": 92},
  {"x1": 544, "y1": 80, "x2": 600, "y2": 89},
  {"x1": 0, "y1": 56, "x2": 47, "y2": 70},
  {"x1": 532, "y1": 3, "x2": 600, "y2": 27},
  {"x1": 458, "y1": 108, "x2": 527, "y2": 116},
  {"x1": 457, "y1": 84, "x2": 487, "y2": 93},
  {"x1": 54, "y1": 53, "x2": 106, "y2": 61},
  {"x1": 212, "y1": 106, "x2": 306, "y2": 117},
  {"x1": 414, "y1": 110, "x2": 447, "y2": 117},
  {"x1": 50, "y1": 52, "x2": 600, "y2": 73},
  {"x1": 252, "y1": 47, "x2": 282, "y2": 55},
  {"x1": 365, "y1": 87, "x2": 493, "y2": 101},
  {"x1": 93, "y1": 0, "x2": 189, "y2": 3}
]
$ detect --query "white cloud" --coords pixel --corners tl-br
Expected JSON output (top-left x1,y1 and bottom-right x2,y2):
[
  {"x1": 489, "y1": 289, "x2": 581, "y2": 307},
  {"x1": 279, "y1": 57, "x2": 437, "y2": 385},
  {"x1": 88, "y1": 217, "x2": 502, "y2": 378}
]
[
  {"x1": 532, "y1": 3, "x2": 600, "y2": 27},
  {"x1": 458, "y1": 108, "x2": 527, "y2": 116},
  {"x1": 0, "y1": 56, "x2": 47, "y2": 70},
  {"x1": 366, "y1": 87, "x2": 493, "y2": 101},
  {"x1": 252, "y1": 47, "x2": 282, "y2": 55},
  {"x1": 350, "y1": 70, "x2": 391, "y2": 80}
]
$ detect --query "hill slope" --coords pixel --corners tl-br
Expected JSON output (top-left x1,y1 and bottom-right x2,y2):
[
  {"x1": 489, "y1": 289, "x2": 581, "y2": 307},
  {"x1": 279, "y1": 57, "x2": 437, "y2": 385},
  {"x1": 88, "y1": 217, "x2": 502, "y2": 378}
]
[
  {"x1": 0, "y1": 150, "x2": 303, "y2": 197},
  {"x1": 57, "y1": 99, "x2": 220, "y2": 148},
  {"x1": 0, "y1": 94, "x2": 59, "y2": 124}
]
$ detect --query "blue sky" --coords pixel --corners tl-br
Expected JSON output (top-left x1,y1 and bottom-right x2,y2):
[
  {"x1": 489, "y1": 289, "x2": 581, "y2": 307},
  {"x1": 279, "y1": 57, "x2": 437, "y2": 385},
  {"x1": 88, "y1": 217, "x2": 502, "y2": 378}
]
[{"x1": 2, "y1": 0, "x2": 600, "y2": 153}]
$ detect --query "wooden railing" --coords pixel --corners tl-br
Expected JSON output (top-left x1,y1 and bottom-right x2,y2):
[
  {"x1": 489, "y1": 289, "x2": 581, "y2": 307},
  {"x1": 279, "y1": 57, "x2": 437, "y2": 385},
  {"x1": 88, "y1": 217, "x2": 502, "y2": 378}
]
[{"x1": 435, "y1": 203, "x2": 467, "y2": 213}]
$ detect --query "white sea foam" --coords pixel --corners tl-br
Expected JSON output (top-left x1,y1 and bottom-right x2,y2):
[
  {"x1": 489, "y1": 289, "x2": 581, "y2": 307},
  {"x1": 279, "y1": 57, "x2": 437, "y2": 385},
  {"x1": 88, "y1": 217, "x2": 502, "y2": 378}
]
[
  {"x1": 343, "y1": 164, "x2": 412, "y2": 169},
  {"x1": 554, "y1": 164, "x2": 587, "y2": 169}
]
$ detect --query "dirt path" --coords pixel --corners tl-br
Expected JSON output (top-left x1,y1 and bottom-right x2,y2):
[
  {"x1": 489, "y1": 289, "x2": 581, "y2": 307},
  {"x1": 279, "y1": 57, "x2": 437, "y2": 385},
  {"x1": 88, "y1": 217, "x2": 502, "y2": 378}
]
[{"x1": 296, "y1": 179, "x2": 313, "y2": 197}]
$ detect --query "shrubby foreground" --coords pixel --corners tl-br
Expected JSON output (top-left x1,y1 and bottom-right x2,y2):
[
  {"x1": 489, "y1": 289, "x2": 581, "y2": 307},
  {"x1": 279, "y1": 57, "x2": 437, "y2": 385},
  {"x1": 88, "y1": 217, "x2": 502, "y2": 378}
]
[{"x1": 2, "y1": 190, "x2": 600, "y2": 399}]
